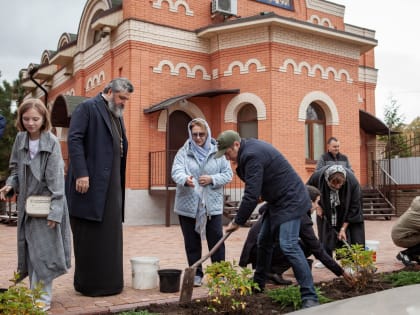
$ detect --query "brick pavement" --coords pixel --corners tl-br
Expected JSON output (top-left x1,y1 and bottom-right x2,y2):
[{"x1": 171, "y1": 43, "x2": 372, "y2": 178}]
[{"x1": 0, "y1": 218, "x2": 405, "y2": 314}]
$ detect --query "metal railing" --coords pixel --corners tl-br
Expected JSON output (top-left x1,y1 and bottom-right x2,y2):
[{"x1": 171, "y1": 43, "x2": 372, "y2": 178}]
[
  {"x1": 372, "y1": 159, "x2": 398, "y2": 212},
  {"x1": 380, "y1": 134, "x2": 420, "y2": 159},
  {"x1": 223, "y1": 173, "x2": 244, "y2": 204},
  {"x1": 149, "y1": 150, "x2": 177, "y2": 189}
]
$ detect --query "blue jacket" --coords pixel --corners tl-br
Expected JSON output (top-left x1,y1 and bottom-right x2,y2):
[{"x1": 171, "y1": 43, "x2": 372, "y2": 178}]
[
  {"x1": 66, "y1": 94, "x2": 128, "y2": 221},
  {"x1": 234, "y1": 138, "x2": 311, "y2": 228},
  {"x1": 172, "y1": 138, "x2": 232, "y2": 218}
]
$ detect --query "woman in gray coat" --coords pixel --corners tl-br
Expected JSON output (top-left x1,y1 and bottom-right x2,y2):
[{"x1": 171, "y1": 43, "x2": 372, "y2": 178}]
[
  {"x1": 172, "y1": 118, "x2": 232, "y2": 287},
  {"x1": 0, "y1": 99, "x2": 71, "y2": 312}
]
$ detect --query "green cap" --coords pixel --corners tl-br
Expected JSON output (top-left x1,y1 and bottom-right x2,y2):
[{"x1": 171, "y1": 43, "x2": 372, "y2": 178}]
[{"x1": 215, "y1": 130, "x2": 241, "y2": 158}]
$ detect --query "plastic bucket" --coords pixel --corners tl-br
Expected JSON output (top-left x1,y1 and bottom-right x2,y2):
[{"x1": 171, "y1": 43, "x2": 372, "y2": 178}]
[
  {"x1": 158, "y1": 269, "x2": 182, "y2": 293},
  {"x1": 130, "y1": 256, "x2": 159, "y2": 290},
  {"x1": 365, "y1": 240, "x2": 380, "y2": 262}
]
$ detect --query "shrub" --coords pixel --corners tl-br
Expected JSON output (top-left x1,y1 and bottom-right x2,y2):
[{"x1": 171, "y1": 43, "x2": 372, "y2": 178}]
[
  {"x1": 204, "y1": 260, "x2": 259, "y2": 313},
  {"x1": 267, "y1": 285, "x2": 332, "y2": 310},
  {"x1": 336, "y1": 243, "x2": 376, "y2": 290},
  {"x1": 0, "y1": 272, "x2": 46, "y2": 315}
]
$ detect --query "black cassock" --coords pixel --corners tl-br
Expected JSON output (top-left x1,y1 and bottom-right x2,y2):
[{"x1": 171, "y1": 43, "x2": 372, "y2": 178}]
[{"x1": 71, "y1": 114, "x2": 123, "y2": 296}]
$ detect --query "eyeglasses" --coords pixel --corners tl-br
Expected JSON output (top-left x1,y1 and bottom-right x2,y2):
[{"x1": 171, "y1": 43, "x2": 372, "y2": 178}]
[{"x1": 192, "y1": 132, "x2": 206, "y2": 138}]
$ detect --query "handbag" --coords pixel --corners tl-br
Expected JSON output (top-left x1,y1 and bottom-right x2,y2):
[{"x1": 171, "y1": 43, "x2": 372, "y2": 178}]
[
  {"x1": 24, "y1": 151, "x2": 52, "y2": 218},
  {"x1": 25, "y1": 195, "x2": 51, "y2": 217}
]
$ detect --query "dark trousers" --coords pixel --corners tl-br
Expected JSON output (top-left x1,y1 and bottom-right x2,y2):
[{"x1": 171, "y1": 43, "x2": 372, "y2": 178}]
[
  {"x1": 178, "y1": 214, "x2": 225, "y2": 277},
  {"x1": 403, "y1": 243, "x2": 420, "y2": 257}
]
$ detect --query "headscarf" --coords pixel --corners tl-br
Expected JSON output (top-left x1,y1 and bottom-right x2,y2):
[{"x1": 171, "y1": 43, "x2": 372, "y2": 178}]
[
  {"x1": 187, "y1": 118, "x2": 212, "y2": 240},
  {"x1": 188, "y1": 118, "x2": 211, "y2": 164},
  {"x1": 324, "y1": 165, "x2": 347, "y2": 226}
]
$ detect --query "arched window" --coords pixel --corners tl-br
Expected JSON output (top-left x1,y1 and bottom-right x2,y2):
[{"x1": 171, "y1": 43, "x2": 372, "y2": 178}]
[
  {"x1": 238, "y1": 104, "x2": 258, "y2": 139},
  {"x1": 90, "y1": 10, "x2": 105, "y2": 47},
  {"x1": 305, "y1": 102, "x2": 325, "y2": 161}
]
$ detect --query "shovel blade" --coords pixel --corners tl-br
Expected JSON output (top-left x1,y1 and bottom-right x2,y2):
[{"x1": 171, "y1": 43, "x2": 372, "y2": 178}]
[{"x1": 179, "y1": 267, "x2": 196, "y2": 303}]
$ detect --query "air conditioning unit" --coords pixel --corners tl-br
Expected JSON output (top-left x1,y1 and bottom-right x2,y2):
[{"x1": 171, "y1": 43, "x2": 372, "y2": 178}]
[{"x1": 211, "y1": 0, "x2": 237, "y2": 16}]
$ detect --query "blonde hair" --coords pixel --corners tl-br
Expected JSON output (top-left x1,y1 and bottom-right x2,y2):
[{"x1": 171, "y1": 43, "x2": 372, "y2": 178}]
[
  {"x1": 189, "y1": 118, "x2": 206, "y2": 131},
  {"x1": 16, "y1": 98, "x2": 51, "y2": 132}
]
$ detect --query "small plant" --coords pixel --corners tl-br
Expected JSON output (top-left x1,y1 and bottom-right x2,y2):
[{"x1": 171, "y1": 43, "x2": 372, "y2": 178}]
[
  {"x1": 204, "y1": 260, "x2": 259, "y2": 313},
  {"x1": 383, "y1": 271, "x2": 420, "y2": 287},
  {"x1": 0, "y1": 272, "x2": 46, "y2": 315},
  {"x1": 336, "y1": 244, "x2": 376, "y2": 290},
  {"x1": 267, "y1": 285, "x2": 332, "y2": 310}
]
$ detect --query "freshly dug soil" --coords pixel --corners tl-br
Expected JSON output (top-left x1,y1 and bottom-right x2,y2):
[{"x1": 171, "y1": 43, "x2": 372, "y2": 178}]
[{"x1": 134, "y1": 267, "x2": 412, "y2": 314}]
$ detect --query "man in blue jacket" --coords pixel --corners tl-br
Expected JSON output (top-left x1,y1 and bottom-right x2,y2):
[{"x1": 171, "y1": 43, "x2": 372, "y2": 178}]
[{"x1": 215, "y1": 130, "x2": 319, "y2": 309}]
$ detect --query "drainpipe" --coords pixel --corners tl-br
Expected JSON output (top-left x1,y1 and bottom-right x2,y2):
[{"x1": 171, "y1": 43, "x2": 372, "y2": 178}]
[{"x1": 29, "y1": 67, "x2": 48, "y2": 107}]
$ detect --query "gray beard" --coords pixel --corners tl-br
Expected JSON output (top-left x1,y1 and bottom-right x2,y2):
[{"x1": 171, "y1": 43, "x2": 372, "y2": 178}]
[{"x1": 108, "y1": 99, "x2": 124, "y2": 117}]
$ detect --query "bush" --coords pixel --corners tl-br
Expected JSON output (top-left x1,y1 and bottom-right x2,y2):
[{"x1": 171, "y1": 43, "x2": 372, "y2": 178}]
[
  {"x1": 0, "y1": 272, "x2": 46, "y2": 315},
  {"x1": 204, "y1": 261, "x2": 259, "y2": 313},
  {"x1": 336, "y1": 244, "x2": 376, "y2": 290}
]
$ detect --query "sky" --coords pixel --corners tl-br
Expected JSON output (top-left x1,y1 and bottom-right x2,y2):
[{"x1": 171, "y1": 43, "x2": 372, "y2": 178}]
[{"x1": 0, "y1": 0, "x2": 419, "y2": 123}]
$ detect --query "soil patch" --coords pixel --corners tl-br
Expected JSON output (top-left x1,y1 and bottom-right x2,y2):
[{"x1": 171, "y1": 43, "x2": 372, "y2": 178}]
[{"x1": 134, "y1": 267, "x2": 413, "y2": 314}]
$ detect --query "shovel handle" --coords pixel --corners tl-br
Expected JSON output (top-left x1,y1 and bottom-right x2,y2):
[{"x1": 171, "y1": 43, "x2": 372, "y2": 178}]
[{"x1": 191, "y1": 231, "x2": 232, "y2": 269}]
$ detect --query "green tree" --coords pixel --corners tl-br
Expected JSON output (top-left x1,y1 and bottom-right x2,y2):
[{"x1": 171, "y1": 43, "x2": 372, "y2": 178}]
[
  {"x1": 0, "y1": 73, "x2": 24, "y2": 179},
  {"x1": 382, "y1": 96, "x2": 410, "y2": 158},
  {"x1": 401, "y1": 117, "x2": 420, "y2": 157}
]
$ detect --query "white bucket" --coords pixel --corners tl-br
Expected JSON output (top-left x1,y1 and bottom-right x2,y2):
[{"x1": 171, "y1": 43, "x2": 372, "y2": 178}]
[
  {"x1": 130, "y1": 256, "x2": 159, "y2": 290},
  {"x1": 365, "y1": 240, "x2": 380, "y2": 262}
]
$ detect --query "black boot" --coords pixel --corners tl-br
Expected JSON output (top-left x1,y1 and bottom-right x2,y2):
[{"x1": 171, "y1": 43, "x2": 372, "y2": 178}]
[{"x1": 267, "y1": 272, "x2": 292, "y2": 285}]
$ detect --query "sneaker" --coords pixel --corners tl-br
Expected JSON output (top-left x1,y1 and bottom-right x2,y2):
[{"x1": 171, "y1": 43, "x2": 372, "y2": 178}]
[
  {"x1": 193, "y1": 275, "x2": 202, "y2": 287},
  {"x1": 396, "y1": 252, "x2": 414, "y2": 267},
  {"x1": 301, "y1": 299, "x2": 319, "y2": 309},
  {"x1": 314, "y1": 261, "x2": 325, "y2": 269},
  {"x1": 36, "y1": 301, "x2": 51, "y2": 312}
]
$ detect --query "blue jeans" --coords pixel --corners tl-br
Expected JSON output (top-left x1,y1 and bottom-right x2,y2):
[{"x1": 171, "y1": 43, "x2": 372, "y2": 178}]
[{"x1": 254, "y1": 217, "x2": 318, "y2": 302}]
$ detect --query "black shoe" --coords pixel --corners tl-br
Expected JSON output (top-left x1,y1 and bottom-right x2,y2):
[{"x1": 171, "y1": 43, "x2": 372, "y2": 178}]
[
  {"x1": 252, "y1": 284, "x2": 264, "y2": 294},
  {"x1": 267, "y1": 273, "x2": 292, "y2": 285},
  {"x1": 301, "y1": 299, "x2": 319, "y2": 309},
  {"x1": 396, "y1": 252, "x2": 414, "y2": 267}
]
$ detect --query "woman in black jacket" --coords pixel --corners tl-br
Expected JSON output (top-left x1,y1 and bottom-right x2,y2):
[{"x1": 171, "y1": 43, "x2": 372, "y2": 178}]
[{"x1": 307, "y1": 165, "x2": 365, "y2": 257}]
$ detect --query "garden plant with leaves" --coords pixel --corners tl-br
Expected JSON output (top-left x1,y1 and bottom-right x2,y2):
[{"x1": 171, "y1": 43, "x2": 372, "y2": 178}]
[
  {"x1": 267, "y1": 285, "x2": 332, "y2": 310},
  {"x1": 204, "y1": 260, "x2": 259, "y2": 313},
  {"x1": 0, "y1": 272, "x2": 46, "y2": 315},
  {"x1": 336, "y1": 244, "x2": 376, "y2": 290}
]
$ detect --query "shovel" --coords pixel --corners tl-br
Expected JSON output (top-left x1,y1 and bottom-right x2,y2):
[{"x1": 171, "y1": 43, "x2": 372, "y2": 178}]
[{"x1": 179, "y1": 231, "x2": 232, "y2": 303}]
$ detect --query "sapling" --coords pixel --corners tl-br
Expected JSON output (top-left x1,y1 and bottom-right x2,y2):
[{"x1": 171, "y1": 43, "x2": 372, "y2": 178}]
[
  {"x1": 204, "y1": 260, "x2": 259, "y2": 313},
  {"x1": 336, "y1": 243, "x2": 376, "y2": 290}
]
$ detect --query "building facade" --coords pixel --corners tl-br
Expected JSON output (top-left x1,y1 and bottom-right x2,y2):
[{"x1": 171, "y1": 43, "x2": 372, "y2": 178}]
[{"x1": 21, "y1": 0, "x2": 386, "y2": 225}]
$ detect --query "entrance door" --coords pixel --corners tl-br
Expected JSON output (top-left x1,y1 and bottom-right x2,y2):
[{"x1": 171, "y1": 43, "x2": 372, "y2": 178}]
[
  {"x1": 167, "y1": 110, "x2": 192, "y2": 185},
  {"x1": 169, "y1": 110, "x2": 191, "y2": 151}
]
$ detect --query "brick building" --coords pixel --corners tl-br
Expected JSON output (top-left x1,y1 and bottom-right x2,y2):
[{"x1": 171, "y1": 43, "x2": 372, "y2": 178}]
[{"x1": 21, "y1": 0, "x2": 390, "y2": 225}]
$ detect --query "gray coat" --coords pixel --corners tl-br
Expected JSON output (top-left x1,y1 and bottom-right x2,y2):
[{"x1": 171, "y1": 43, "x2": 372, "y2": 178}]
[{"x1": 6, "y1": 131, "x2": 71, "y2": 282}]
